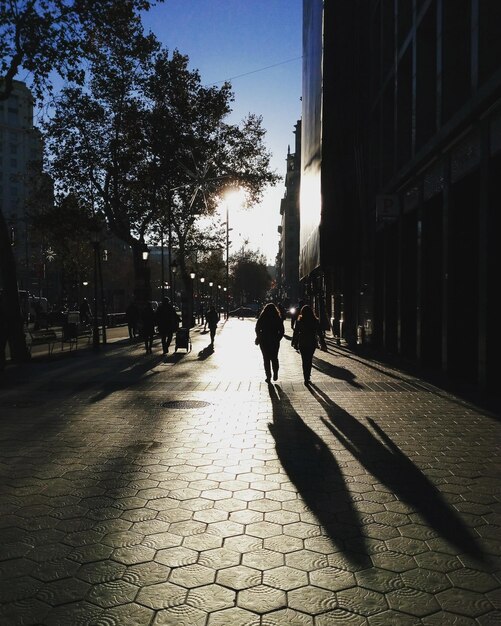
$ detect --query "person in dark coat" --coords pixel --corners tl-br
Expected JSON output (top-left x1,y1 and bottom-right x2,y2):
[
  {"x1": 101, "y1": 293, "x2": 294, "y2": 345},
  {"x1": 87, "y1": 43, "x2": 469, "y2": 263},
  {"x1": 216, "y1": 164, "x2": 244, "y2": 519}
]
[
  {"x1": 291, "y1": 304, "x2": 327, "y2": 385},
  {"x1": 141, "y1": 301, "x2": 156, "y2": 353},
  {"x1": 205, "y1": 305, "x2": 220, "y2": 348},
  {"x1": 255, "y1": 302, "x2": 285, "y2": 383},
  {"x1": 125, "y1": 299, "x2": 139, "y2": 339},
  {"x1": 156, "y1": 297, "x2": 179, "y2": 354},
  {"x1": 79, "y1": 298, "x2": 92, "y2": 326}
]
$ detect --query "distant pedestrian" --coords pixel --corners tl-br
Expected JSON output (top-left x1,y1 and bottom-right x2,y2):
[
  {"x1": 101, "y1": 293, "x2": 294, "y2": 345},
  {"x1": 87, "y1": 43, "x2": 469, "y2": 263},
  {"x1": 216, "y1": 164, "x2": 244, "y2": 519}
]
[
  {"x1": 255, "y1": 302, "x2": 285, "y2": 383},
  {"x1": 126, "y1": 299, "x2": 139, "y2": 339},
  {"x1": 156, "y1": 297, "x2": 179, "y2": 354},
  {"x1": 291, "y1": 304, "x2": 327, "y2": 385},
  {"x1": 291, "y1": 299, "x2": 305, "y2": 330},
  {"x1": 141, "y1": 301, "x2": 156, "y2": 353},
  {"x1": 79, "y1": 298, "x2": 92, "y2": 326},
  {"x1": 206, "y1": 305, "x2": 220, "y2": 348}
]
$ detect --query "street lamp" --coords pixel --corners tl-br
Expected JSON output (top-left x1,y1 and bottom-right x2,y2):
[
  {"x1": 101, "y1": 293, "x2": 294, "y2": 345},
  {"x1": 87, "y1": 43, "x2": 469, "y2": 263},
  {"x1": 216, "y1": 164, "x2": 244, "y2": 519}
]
[{"x1": 209, "y1": 281, "x2": 214, "y2": 304}]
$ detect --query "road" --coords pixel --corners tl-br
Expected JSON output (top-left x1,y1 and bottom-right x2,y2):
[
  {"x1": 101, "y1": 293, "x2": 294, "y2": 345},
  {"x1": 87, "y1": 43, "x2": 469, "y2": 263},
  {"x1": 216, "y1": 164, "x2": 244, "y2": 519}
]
[{"x1": 0, "y1": 318, "x2": 500, "y2": 625}]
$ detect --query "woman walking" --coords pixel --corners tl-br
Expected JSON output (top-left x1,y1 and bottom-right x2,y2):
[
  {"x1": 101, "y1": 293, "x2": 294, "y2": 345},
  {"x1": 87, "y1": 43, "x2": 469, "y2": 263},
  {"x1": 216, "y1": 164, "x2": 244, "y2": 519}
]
[
  {"x1": 255, "y1": 303, "x2": 285, "y2": 383},
  {"x1": 291, "y1": 304, "x2": 327, "y2": 384}
]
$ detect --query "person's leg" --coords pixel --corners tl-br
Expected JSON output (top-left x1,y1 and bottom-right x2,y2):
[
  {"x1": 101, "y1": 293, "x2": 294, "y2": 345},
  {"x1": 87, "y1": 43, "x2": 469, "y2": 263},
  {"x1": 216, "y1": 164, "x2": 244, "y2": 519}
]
[
  {"x1": 260, "y1": 347, "x2": 272, "y2": 381},
  {"x1": 210, "y1": 327, "x2": 215, "y2": 345},
  {"x1": 160, "y1": 332, "x2": 167, "y2": 354},
  {"x1": 301, "y1": 348, "x2": 314, "y2": 382},
  {"x1": 271, "y1": 345, "x2": 279, "y2": 381},
  {"x1": 166, "y1": 330, "x2": 173, "y2": 351}
]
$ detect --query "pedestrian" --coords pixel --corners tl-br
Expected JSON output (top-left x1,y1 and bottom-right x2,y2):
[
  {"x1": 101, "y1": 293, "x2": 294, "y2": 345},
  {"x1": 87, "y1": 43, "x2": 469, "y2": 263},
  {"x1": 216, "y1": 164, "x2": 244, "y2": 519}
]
[
  {"x1": 206, "y1": 304, "x2": 220, "y2": 348},
  {"x1": 125, "y1": 299, "x2": 139, "y2": 339},
  {"x1": 255, "y1": 302, "x2": 285, "y2": 383},
  {"x1": 79, "y1": 298, "x2": 92, "y2": 326},
  {"x1": 141, "y1": 301, "x2": 156, "y2": 353},
  {"x1": 291, "y1": 304, "x2": 327, "y2": 385},
  {"x1": 156, "y1": 297, "x2": 179, "y2": 354},
  {"x1": 291, "y1": 299, "x2": 305, "y2": 330}
]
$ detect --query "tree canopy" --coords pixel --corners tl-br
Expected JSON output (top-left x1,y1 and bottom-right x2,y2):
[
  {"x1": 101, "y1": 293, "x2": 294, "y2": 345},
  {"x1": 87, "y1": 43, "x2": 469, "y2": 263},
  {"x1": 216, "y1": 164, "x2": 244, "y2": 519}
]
[
  {"x1": 0, "y1": 0, "x2": 160, "y2": 101},
  {"x1": 43, "y1": 37, "x2": 280, "y2": 299}
]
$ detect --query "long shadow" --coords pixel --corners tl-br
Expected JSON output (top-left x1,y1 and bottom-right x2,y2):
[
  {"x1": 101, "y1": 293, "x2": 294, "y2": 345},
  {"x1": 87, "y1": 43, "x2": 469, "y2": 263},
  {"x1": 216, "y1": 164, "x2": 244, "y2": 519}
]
[
  {"x1": 267, "y1": 384, "x2": 370, "y2": 566},
  {"x1": 312, "y1": 356, "x2": 363, "y2": 388},
  {"x1": 89, "y1": 354, "x2": 164, "y2": 403},
  {"x1": 308, "y1": 384, "x2": 486, "y2": 562}
]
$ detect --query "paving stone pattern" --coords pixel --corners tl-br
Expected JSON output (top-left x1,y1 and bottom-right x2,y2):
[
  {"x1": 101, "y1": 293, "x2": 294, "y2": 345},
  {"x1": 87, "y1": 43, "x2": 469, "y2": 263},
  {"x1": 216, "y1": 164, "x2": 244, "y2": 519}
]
[{"x1": 0, "y1": 319, "x2": 500, "y2": 625}]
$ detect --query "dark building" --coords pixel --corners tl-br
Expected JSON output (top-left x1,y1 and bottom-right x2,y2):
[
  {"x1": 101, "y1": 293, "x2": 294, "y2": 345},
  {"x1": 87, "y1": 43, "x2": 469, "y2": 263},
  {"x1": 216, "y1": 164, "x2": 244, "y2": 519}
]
[
  {"x1": 301, "y1": 0, "x2": 501, "y2": 391},
  {"x1": 277, "y1": 120, "x2": 302, "y2": 307}
]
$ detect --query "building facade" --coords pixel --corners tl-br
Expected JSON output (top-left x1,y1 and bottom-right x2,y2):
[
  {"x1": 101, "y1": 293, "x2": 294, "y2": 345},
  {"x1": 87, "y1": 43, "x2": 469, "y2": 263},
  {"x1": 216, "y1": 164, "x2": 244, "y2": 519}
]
[
  {"x1": 0, "y1": 80, "x2": 44, "y2": 293},
  {"x1": 277, "y1": 120, "x2": 302, "y2": 307},
  {"x1": 301, "y1": 0, "x2": 501, "y2": 391}
]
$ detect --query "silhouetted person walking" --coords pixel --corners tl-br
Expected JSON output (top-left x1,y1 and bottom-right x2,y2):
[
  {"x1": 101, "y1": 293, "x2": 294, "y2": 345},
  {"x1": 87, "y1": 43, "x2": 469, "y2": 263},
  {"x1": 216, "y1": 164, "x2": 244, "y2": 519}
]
[
  {"x1": 141, "y1": 301, "x2": 155, "y2": 353},
  {"x1": 255, "y1": 302, "x2": 284, "y2": 383},
  {"x1": 156, "y1": 297, "x2": 179, "y2": 354},
  {"x1": 79, "y1": 298, "x2": 91, "y2": 326},
  {"x1": 126, "y1": 299, "x2": 139, "y2": 339},
  {"x1": 206, "y1": 305, "x2": 220, "y2": 348},
  {"x1": 292, "y1": 304, "x2": 327, "y2": 385}
]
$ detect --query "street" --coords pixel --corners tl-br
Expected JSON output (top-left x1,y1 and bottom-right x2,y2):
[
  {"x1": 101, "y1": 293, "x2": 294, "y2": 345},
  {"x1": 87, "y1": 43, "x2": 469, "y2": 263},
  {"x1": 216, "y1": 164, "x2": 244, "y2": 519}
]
[{"x1": 0, "y1": 318, "x2": 500, "y2": 625}]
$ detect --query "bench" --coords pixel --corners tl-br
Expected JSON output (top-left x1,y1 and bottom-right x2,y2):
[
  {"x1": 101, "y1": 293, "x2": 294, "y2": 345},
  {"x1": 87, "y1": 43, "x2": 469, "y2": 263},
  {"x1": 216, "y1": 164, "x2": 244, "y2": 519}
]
[
  {"x1": 28, "y1": 330, "x2": 58, "y2": 356},
  {"x1": 61, "y1": 325, "x2": 93, "y2": 351}
]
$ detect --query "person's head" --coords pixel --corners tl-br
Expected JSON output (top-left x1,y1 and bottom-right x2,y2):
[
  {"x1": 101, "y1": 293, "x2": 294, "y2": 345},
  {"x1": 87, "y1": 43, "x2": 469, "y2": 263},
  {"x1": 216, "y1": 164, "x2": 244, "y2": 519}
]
[
  {"x1": 299, "y1": 304, "x2": 316, "y2": 323},
  {"x1": 259, "y1": 302, "x2": 280, "y2": 319}
]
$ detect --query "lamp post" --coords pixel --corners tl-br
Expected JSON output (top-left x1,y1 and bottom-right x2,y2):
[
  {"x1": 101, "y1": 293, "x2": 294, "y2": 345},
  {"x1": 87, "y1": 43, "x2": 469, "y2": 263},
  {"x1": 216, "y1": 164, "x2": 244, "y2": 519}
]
[
  {"x1": 217, "y1": 285, "x2": 221, "y2": 311},
  {"x1": 200, "y1": 277, "x2": 205, "y2": 323},
  {"x1": 170, "y1": 260, "x2": 177, "y2": 304},
  {"x1": 91, "y1": 230, "x2": 100, "y2": 349},
  {"x1": 224, "y1": 286, "x2": 227, "y2": 317},
  {"x1": 189, "y1": 270, "x2": 196, "y2": 328},
  {"x1": 209, "y1": 281, "x2": 213, "y2": 305}
]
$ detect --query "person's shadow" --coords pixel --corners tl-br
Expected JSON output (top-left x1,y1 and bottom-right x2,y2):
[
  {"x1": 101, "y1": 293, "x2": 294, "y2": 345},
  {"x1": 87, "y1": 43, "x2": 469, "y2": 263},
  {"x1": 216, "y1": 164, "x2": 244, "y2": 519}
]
[
  {"x1": 268, "y1": 384, "x2": 370, "y2": 567},
  {"x1": 308, "y1": 384, "x2": 486, "y2": 562},
  {"x1": 312, "y1": 355, "x2": 363, "y2": 388}
]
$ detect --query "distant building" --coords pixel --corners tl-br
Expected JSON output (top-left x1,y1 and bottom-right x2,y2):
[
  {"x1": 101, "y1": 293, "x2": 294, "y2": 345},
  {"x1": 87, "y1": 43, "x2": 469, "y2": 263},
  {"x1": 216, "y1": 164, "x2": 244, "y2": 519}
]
[
  {"x1": 301, "y1": 0, "x2": 501, "y2": 391},
  {"x1": 0, "y1": 80, "x2": 45, "y2": 292},
  {"x1": 277, "y1": 120, "x2": 301, "y2": 306}
]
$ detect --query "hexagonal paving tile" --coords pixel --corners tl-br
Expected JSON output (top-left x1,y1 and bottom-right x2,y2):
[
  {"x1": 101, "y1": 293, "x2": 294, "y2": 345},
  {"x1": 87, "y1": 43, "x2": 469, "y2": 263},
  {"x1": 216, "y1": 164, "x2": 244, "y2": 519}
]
[
  {"x1": 285, "y1": 549, "x2": 328, "y2": 572},
  {"x1": 187, "y1": 583, "x2": 236, "y2": 612},
  {"x1": 170, "y1": 563, "x2": 216, "y2": 588},
  {"x1": 155, "y1": 546, "x2": 198, "y2": 567},
  {"x1": 263, "y1": 565, "x2": 308, "y2": 590},
  {"x1": 86, "y1": 579, "x2": 139, "y2": 608},
  {"x1": 216, "y1": 565, "x2": 262, "y2": 590},
  {"x1": 288, "y1": 584, "x2": 337, "y2": 615},
  {"x1": 386, "y1": 586, "x2": 440, "y2": 617},
  {"x1": 337, "y1": 586, "x2": 387, "y2": 616},
  {"x1": 237, "y1": 584, "x2": 286, "y2": 613},
  {"x1": 206, "y1": 606, "x2": 260, "y2": 626},
  {"x1": 310, "y1": 566, "x2": 357, "y2": 592},
  {"x1": 136, "y1": 581, "x2": 187, "y2": 609},
  {"x1": 153, "y1": 603, "x2": 207, "y2": 625},
  {"x1": 437, "y1": 587, "x2": 494, "y2": 617}
]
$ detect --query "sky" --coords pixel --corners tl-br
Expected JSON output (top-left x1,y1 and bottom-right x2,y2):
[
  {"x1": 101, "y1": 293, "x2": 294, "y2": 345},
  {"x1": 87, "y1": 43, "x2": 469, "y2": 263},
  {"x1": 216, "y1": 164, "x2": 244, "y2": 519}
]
[{"x1": 141, "y1": 0, "x2": 303, "y2": 264}]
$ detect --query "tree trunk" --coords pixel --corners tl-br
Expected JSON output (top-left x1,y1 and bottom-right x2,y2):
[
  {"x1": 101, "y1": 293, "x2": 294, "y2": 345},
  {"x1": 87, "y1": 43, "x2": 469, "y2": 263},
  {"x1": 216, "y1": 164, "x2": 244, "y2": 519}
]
[{"x1": 0, "y1": 209, "x2": 30, "y2": 362}]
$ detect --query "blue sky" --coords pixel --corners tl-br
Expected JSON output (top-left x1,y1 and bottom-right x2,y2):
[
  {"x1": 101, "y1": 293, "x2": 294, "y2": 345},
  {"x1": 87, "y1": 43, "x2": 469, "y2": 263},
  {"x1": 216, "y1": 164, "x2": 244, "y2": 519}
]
[{"x1": 142, "y1": 0, "x2": 303, "y2": 263}]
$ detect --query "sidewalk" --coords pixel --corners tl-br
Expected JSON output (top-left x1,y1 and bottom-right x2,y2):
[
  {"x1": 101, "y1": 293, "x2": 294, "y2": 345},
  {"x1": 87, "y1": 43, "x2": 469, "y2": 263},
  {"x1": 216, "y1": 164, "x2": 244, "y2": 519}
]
[{"x1": 0, "y1": 318, "x2": 499, "y2": 625}]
